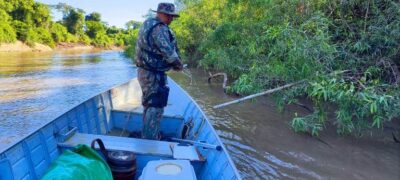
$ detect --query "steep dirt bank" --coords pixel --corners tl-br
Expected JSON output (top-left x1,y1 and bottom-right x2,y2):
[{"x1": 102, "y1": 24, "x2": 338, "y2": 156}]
[
  {"x1": 55, "y1": 42, "x2": 94, "y2": 51},
  {"x1": 56, "y1": 43, "x2": 123, "y2": 52},
  {"x1": 0, "y1": 41, "x2": 123, "y2": 52},
  {"x1": 0, "y1": 41, "x2": 52, "y2": 52}
]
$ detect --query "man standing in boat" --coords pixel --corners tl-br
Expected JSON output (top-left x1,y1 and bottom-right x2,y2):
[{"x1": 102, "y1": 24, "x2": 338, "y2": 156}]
[{"x1": 135, "y1": 3, "x2": 183, "y2": 140}]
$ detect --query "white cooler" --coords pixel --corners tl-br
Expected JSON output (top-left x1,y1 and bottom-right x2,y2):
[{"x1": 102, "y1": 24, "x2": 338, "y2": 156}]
[{"x1": 139, "y1": 160, "x2": 197, "y2": 180}]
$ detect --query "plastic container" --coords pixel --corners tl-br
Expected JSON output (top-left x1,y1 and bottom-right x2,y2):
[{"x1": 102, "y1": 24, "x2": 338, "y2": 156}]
[{"x1": 139, "y1": 160, "x2": 196, "y2": 180}]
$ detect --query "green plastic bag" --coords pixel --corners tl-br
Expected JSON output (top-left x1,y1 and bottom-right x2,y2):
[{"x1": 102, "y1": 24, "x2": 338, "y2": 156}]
[{"x1": 41, "y1": 144, "x2": 112, "y2": 180}]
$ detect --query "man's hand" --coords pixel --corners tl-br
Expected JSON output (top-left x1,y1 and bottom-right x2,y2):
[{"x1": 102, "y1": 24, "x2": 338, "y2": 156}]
[{"x1": 171, "y1": 60, "x2": 183, "y2": 71}]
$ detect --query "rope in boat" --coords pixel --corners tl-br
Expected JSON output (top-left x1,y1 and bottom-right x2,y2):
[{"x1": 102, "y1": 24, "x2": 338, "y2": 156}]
[{"x1": 120, "y1": 110, "x2": 132, "y2": 136}]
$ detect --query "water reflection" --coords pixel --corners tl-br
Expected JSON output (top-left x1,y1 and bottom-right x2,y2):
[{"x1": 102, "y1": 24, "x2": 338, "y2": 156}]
[
  {"x1": 0, "y1": 52, "x2": 53, "y2": 76},
  {"x1": 0, "y1": 77, "x2": 90, "y2": 103},
  {"x1": 0, "y1": 51, "x2": 136, "y2": 152}
]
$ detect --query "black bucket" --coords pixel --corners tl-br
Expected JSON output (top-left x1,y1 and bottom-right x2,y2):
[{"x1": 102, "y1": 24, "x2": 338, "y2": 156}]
[{"x1": 91, "y1": 139, "x2": 137, "y2": 180}]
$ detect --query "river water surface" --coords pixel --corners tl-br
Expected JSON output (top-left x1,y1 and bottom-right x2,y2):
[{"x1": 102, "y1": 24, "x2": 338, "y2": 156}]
[{"x1": 0, "y1": 51, "x2": 399, "y2": 179}]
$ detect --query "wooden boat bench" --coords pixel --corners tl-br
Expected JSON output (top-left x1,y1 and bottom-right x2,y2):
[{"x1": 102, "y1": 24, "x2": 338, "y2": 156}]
[{"x1": 58, "y1": 133, "x2": 205, "y2": 161}]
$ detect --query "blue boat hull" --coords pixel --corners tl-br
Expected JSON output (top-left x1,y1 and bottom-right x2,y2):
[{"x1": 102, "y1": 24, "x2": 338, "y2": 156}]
[{"x1": 0, "y1": 78, "x2": 241, "y2": 180}]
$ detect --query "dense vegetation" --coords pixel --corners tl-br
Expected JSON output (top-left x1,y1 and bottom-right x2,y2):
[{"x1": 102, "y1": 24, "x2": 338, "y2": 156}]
[
  {"x1": 165, "y1": 0, "x2": 399, "y2": 136},
  {"x1": 0, "y1": 0, "x2": 136, "y2": 48}
]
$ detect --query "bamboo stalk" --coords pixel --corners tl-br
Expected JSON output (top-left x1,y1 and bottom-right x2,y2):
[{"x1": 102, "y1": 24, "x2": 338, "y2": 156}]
[
  {"x1": 213, "y1": 80, "x2": 305, "y2": 109},
  {"x1": 212, "y1": 70, "x2": 349, "y2": 109}
]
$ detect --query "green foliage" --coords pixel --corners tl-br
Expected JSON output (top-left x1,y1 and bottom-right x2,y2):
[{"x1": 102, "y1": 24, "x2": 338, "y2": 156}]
[
  {"x1": 86, "y1": 20, "x2": 111, "y2": 47},
  {"x1": 34, "y1": 27, "x2": 54, "y2": 47},
  {"x1": 12, "y1": 20, "x2": 54, "y2": 47},
  {"x1": 85, "y1": 21, "x2": 105, "y2": 39},
  {"x1": 304, "y1": 73, "x2": 400, "y2": 135},
  {"x1": 31, "y1": 3, "x2": 51, "y2": 28},
  {"x1": 173, "y1": 0, "x2": 400, "y2": 136},
  {"x1": 0, "y1": 0, "x2": 128, "y2": 47},
  {"x1": 292, "y1": 111, "x2": 324, "y2": 136},
  {"x1": 0, "y1": 0, "x2": 53, "y2": 45},
  {"x1": 91, "y1": 32, "x2": 111, "y2": 47},
  {"x1": 171, "y1": 0, "x2": 226, "y2": 64},
  {"x1": 0, "y1": 9, "x2": 16, "y2": 43},
  {"x1": 50, "y1": 23, "x2": 68, "y2": 43},
  {"x1": 125, "y1": 20, "x2": 141, "y2": 30},
  {"x1": 226, "y1": 74, "x2": 262, "y2": 95},
  {"x1": 123, "y1": 29, "x2": 140, "y2": 58},
  {"x1": 8, "y1": 0, "x2": 35, "y2": 25},
  {"x1": 52, "y1": 3, "x2": 73, "y2": 16},
  {"x1": 78, "y1": 33, "x2": 91, "y2": 45},
  {"x1": 106, "y1": 26, "x2": 121, "y2": 35},
  {"x1": 108, "y1": 32, "x2": 125, "y2": 47},
  {"x1": 63, "y1": 8, "x2": 85, "y2": 35},
  {"x1": 25, "y1": 28, "x2": 37, "y2": 46},
  {"x1": 0, "y1": 22, "x2": 16, "y2": 43},
  {"x1": 66, "y1": 33, "x2": 78, "y2": 43},
  {"x1": 12, "y1": 20, "x2": 29, "y2": 42},
  {"x1": 85, "y1": 12, "x2": 101, "y2": 22}
]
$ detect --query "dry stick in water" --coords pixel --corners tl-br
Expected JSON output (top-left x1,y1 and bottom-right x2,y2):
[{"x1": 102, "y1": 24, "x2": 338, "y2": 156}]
[
  {"x1": 213, "y1": 70, "x2": 349, "y2": 109},
  {"x1": 213, "y1": 80, "x2": 305, "y2": 109}
]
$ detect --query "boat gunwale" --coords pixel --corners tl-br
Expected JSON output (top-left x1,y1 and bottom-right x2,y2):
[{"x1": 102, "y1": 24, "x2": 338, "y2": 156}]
[{"x1": 171, "y1": 76, "x2": 242, "y2": 179}]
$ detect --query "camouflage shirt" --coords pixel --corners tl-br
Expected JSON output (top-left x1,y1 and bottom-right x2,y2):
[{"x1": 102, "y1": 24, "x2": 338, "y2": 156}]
[{"x1": 135, "y1": 17, "x2": 180, "y2": 72}]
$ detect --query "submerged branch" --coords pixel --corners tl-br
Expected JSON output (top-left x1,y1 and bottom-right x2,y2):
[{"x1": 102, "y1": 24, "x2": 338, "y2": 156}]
[{"x1": 208, "y1": 72, "x2": 228, "y2": 92}]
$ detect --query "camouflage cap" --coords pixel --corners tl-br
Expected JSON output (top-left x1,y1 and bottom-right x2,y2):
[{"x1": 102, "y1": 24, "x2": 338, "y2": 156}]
[{"x1": 152, "y1": 2, "x2": 179, "y2": 17}]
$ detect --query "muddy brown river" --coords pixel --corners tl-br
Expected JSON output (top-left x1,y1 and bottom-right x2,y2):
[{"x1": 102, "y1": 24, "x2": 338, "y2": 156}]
[{"x1": 0, "y1": 51, "x2": 399, "y2": 179}]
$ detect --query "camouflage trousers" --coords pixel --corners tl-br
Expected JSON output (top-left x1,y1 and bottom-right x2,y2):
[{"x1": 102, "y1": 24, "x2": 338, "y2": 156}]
[
  {"x1": 142, "y1": 107, "x2": 164, "y2": 139},
  {"x1": 138, "y1": 68, "x2": 167, "y2": 140}
]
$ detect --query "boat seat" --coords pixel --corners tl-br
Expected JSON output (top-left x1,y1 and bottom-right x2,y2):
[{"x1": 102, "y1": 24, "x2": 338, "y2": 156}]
[
  {"x1": 111, "y1": 103, "x2": 185, "y2": 137},
  {"x1": 58, "y1": 133, "x2": 204, "y2": 162},
  {"x1": 58, "y1": 133, "x2": 177, "y2": 157},
  {"x1": 112, "y1": 103, "x2": 184, "y2": 119}
]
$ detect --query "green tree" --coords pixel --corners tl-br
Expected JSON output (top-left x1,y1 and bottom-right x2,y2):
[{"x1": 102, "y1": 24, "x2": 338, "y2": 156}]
[
  {"x1": 123, "y1": 28, "x2": 140, "y2": 58},
  {"x1": 84, "y1": 11, "x2": 112, "y2": 47},
  {"x1": 0, "y1": 0, "x2": 54, "y2": 46},
  {"x1": 106, "y1": 26, "x2": 121, "y2": 35},
  {"x1": 125, "y1": 20, "x2": 141, "y2": 30},
  {"x1": 50, "y1": 22, "x2": 69, "y2": 43},
  {"x1": 85, "y1": 21, "x2": 104, "y2": 39},
  {"x1": 171, "y1": 0, "x2": 226, "y2": 63},
  {"x1": 0, "y1": 8, "x2": 16, "y2": 43},
  {"x1": 63, "y1": 8, "x2": 85, "y2": 34},
  {"x1": 0, "y1": 0, "x2": 128, "y2": 47},
  {"x1": 52, "y1": 3, "x2": 73, "y2": 16},
  {"x1": 85, "y1": 12, "x2": 101, "y2": 22},
  {"x1": 31, "y1": 2, "x2": 51, "y2": 28},
  {"x1": 34, "y1": 27, "x2": 54, "y2": 47}
]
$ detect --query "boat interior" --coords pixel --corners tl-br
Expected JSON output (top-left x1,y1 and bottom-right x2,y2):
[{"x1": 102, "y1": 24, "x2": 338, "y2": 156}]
[{"x1": 0, "y1": 78, "x2": 238, "y2": 180}]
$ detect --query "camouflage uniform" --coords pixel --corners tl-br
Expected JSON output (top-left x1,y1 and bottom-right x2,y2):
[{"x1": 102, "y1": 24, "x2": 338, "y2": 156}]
[{"x1": 135, "y1": 14, "x2": 180, "y2": 140}]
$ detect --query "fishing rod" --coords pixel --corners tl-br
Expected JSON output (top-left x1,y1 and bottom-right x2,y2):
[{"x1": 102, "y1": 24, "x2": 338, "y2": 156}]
[{"x1": 169, "y1": 137, "x2": 222, "y2": 151}]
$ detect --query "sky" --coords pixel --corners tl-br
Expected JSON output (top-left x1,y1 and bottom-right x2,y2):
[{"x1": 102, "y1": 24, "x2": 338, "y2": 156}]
[{"x1": 35, "y1": 0, "x2": 175, "y2": 28}]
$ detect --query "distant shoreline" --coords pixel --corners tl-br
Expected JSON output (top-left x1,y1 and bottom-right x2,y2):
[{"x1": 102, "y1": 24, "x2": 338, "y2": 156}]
[{"x1": 0, "y1": 41, "x2": 123, "y2": 53}]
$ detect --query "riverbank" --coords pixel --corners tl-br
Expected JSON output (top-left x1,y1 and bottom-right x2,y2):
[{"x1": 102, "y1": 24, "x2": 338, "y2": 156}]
[
  {"x1": 0, "y1": 41, "x2": 123, "y2": 52},
  {"x1": 169, "y1": 69, "x2": 400, "y2": 179}
]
